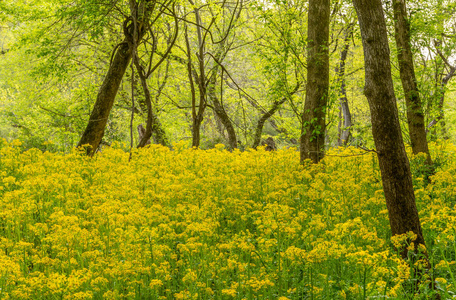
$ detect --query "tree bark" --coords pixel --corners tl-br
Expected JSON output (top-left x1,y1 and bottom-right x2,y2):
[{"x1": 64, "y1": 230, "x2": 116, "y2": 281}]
[
  {"x1": 300, "y1": 0, "x2": 330, "y2": 164},
  {"x1": 184, "y1": 6, "x2": 208, "y2": 149},
  {"x1": 135, "y1": 61, "x2": 169, "y2": 147},
  {"x1": 77, "y1": 40, "x2": 132, "y2": 155},
  {"x1": 392, "y1": 0, "x2": 432, "y2": 163},
  {"x1": 336, "y1": 23, "x2": 354, "y2": 146},
  {"x1": 352, "y1": 0, "x2": 426, "y2": 258},
  {"x1": 77, "y1": 0, "x2": 155, "y2": 156},
  {"x1": 137, "y1": 124, "x2": 151, "y2": 146},
  {"x1": 208, "y1": 77, "x2": 237, "y2": 150}
]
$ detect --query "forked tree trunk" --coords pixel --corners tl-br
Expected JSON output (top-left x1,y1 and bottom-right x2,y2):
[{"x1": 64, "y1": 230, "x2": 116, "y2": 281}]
[
  {"x1": 300, "y1": 0, "x2": 330, "y2": 164},
  {"x1": 352, "y1": 0, "x2": 426, "y2": 259},
  {"x1": 77, "y1": 41, "x2": 132, "y2": 155},
  {"x1": 234, "y1": 91, "x2": 297, "y2": 146},
  {"x1": 392, "y1": 0, "x2": 432, "y2": 164}
]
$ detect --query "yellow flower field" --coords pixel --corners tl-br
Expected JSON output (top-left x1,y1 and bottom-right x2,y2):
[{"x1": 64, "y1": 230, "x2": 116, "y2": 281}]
[{"x1": 0, "y1": 140, "x2": 455, "y2": 299}]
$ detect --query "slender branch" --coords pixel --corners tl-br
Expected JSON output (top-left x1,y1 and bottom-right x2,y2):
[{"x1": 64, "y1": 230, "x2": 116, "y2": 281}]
[{"x1": 147, "y1": 3, "x2": 179, "y2": 77}]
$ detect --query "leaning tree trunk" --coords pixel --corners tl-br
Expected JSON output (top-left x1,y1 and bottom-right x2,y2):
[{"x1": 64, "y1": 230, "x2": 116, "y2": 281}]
[
  {"x1": 77, "y1": 4, "x2": 153, "y2": 156},
  {"x1": 252, "y1": 83, "x2": 299, "y2": 148},
  {"x1": 352, "y1": 0, "x2": 426, "y2": 259},
  {"x1": 77, "y1": 40, "x2": 132, "y2": 155},
  {"x1": 336, "y1": 23, "x2": 354, "y2": 146},
  {"x1": 300, "y1": 0, "x2": 330, "y2": 164},
  {"x1": 233, "y1": 89, "x2": 297, "y2": 145},
  {"x1": 392, "y1": 0, "x2": 432, "y2": 164},
  {"x1": 252, "y1": 98, "x2": 287, "y2": 149}
]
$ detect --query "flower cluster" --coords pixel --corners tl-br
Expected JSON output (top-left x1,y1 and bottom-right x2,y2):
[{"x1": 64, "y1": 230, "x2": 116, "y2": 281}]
[{"x1": 0, "y1": 139, "x2": 454, "y2": 299}]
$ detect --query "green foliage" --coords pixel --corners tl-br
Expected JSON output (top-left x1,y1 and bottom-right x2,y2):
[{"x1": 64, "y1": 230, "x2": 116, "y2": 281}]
[{"x1": 0, "y1": 0, "x2": 455, "y2": 150}]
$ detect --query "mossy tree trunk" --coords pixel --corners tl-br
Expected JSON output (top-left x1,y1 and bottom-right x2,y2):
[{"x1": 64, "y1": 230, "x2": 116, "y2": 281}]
[
  {"x1": 300, "y1": 0, "x2": 330, "y2": 164},
  {"x1": 77, "y1": 39, "x2": 133, "y2": 155},
  {"x1": 392, "y1": 0, "x2": 432, "y2": 164},
  {"x1": 352, "y1": 0, "x2": 426, "y2": 259}
]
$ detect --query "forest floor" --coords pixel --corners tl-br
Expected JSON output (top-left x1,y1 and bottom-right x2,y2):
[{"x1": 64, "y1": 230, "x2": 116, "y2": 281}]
[{"x1": 0, "y1": 140, "x2": 455, "y2": 299}]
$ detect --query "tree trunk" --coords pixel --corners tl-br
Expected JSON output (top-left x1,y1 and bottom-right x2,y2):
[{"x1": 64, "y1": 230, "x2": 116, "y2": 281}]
[
  {"x1": 77, "y1": 0, "x2": 155, "y2": 156},
  {"x1": 137, "y1": 124, "x2": 151, "y2": 146},
  {"x1": 77, "y1": 41, "x2": 132, "y2": 155},
  {"x1": 208, "y1": 81, "x2": 237, "y2": 150},
  {"x1": 352, "y1": 0, "x2": 426, "y2": 259},
  {"x1": 427, "y1": 65, "x2": 455, "y2": 138},
  {"x1": 184, "y1": 7, "x2": 207, "y2": 149},
  {"x1": 192, "y1": 117, "x2": 203, "y2": 148},
  {"x1": 336, "y1": 23, "x2": 354, "y2": 146},
  {"x1": 252, "y1": 98, "x2": 287, "y2": 149},
  {"x1": 206, "y1": 49, "x2": 237, "y2": 150},
  {"x1": 134, "y1": 60, "x2": 169, "y2": 147},
  {"x1": 392, "y1": 0, "x2": 432, "y2": 163},
  {"x1": 252, "y1": 82, "x2": 300, "y2": 148},
  {"x1": 192, "y1": 78, "x2": 207, "y2": 149},
  {"x1": 300, "y1": 0, "x2": 330, "y2": 164}
]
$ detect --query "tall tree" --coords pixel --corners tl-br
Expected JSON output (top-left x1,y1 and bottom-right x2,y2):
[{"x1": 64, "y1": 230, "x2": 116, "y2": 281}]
[
  {"x1": 134, "y1": 8, "x2": 177, "y2": 148},
  {"x1": 392, "y1": 0, "x2": 432, "y2": 163},
  {"x1": 177, "y1": 0, "x2": 243, "y2": 149},
  {"x1": 352, "y1": 0, "x2": 426, "y2": 259},
  {"x1": 186, "y1": 1, "x2": 207, "y2": 148},
  {"x1": 246, "y1": 0, "x2": 306, "y2": 148},
  {"x1": 408, "y1": 0, "x2": 456, "y2": 141},
  {"x1": 205, "y1": 1, "x2": 244, "y2": 150},
  {"x1": 77, "y1": 25, "x2": 134, "y2": 155},
  {"x1": 300, "y1": 0, "x2": 330, "y2": 163},
  {"x1": 77, "y1": 0, "x2": 175, "y2": 155}
]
